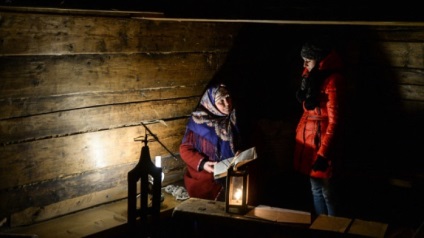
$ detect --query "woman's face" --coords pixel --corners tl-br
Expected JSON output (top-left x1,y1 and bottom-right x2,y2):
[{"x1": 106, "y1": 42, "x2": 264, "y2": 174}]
[
  {"x1": 215, "y1": 95, "x2": 232, "y2": 115},
  {"x1": 302, "y1": 57, "x2": 317, "y2": 72}
]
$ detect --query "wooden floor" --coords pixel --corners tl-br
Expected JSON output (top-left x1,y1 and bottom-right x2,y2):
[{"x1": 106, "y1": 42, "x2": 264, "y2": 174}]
[
  {"x1": 0, "y1": 192, "x2": 182, "y2": 238},
  {"x1": 1, "y1": 181, "x2": 422, "y2": 238},
  {"x1": 2, "y1": 194, "x2": 422, "y2": 238}
]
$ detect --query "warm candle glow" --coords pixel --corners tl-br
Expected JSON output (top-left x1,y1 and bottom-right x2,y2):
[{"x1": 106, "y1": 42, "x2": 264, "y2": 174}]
[
  {"x1": 225, "y1": 168, "x2": 248, "y2": 214},
  {"x1": 155, "y1": 156, "x2": 161, "y2": 167},
  {"x1": 235, "y1": 188, "x2": 242, "y2": 201},
  {"x1": 155, "y1": 156, "x2": 164, "y2": 181}
]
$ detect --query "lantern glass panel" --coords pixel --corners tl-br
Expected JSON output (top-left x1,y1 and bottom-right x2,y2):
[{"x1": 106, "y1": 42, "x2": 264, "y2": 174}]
[
  {"x1": 225, "y1": 167, "x2": 249, "y2": 214},
  {"x1": 229, "y1": 176, "x2": 244, "y2": 205}
]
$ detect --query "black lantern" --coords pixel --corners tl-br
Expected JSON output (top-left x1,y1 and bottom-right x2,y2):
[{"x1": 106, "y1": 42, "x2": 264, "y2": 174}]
[{"x1": 225, "y1": 165, "x2": 249, "y2": 214}]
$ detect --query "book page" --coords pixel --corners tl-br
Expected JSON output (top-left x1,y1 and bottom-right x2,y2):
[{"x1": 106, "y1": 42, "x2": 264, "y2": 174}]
[
  {"x1": 233, "y1": 147, "x2": 257, "y2": 169},
  {"x1": 213, "y1": 157, "x2": 233, "y2": 179},
  {"x1": 213, "y1": 147, "x2": 257, "y2": 179}
]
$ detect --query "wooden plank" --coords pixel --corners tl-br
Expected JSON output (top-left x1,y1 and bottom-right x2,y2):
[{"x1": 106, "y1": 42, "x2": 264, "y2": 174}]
[
  {"x1": 0, "y1": 6, "x2": 165, "y2": 18},
  {"x1": 172, "y1": 198, "x2": 315, "y2": 237},
  {"x1": 0, "y1": 119, "x2": 188, "y2": 189},
  {"x1": 347, "y1": 219, "x2": 388, "y2": 238},
  {"x1": 347, "y1": 42, "x2": 424, "y2": 69},
  {"x1": 1, "y1": 154, "x2": 185, "y2": 226},
  {"x1": 141, "y1": 17, "x2": 424, "y2": 27},
  {"x1": 135, "y1": 20, "x2": 241, "y2": 53},
  {"x1": 399, "y1": 85, "x2": 424, "y2": 101},
  {"x1": 372, "y1": 26, "x2": 424, "y2": 42},
  {"x1": 173, "y1": 198, "x2": 230, "y2": 217},
  {"x1": 379, "y1": 42, "x2": 424, "y2": 68},
  {"x1": 8, "y1": 193, "x2": 182, "y2": 232},
  {"x1": 0, "y1": 53, "x2": 224, "y2": 99},
  {"x1": 0, "y1": 86, "x2": 205, "y2": 120},
  {"x1": 10, "y1": 186, "x2": 129, "y2": 227},
  {"x1": 245, "y1": 205, "x2": 311, "y2": 224},
  {"x1": 0, "y1": 98, "x2": 196, "y2": 144},
  {"x1": 7, "y1": 169, "x2": 184, "y2": 227},
  {"x1": 0, "y1": 12, "x2": 241, "y2": 55},
  {"x1": 309, "y1": 215, "x2": 352, "y2": 233},
  {"x1": 393, "y1": 68, "x2": 424, "y2": 85},
  {"x1": 345, "y1": 67, "x2": 424, "y2": 98},
  {"x1": 1, "y1": 163, "x2": 131, "y2": 222}
]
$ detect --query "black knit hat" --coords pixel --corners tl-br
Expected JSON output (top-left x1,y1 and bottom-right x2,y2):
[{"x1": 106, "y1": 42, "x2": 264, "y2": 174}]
[{"x1": 300, "y1": 41, "x2": 331, "y2": 61}]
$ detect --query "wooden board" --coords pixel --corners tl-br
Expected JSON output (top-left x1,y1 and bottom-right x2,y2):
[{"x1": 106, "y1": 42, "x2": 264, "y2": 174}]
[
  {"x1": 0, "y1": 119, "x2": 187, "y2": 189},
  {"x1": 6, "y1": 192, "x2": 183, "y2": 235},
  {"x1": 0, "y1": 12, "x2": 241, "y2": 55},
  {"x1": 347, "y1": 219, "x2": 388, "y2": 238},
  {"x1": 245, "y1": 205, "x2": 311, "y2": 224},
  {"x1": 309, "y1": 215, "x2": 352, "y2": 233}
]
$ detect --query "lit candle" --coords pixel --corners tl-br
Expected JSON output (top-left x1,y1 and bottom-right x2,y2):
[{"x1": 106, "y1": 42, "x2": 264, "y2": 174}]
[
  {"x1": 235, "y1": 188, "x2": 242, "y2": 201},
  {"x1": 155, "y1": 156, "x2": 161, "y2": 167}
]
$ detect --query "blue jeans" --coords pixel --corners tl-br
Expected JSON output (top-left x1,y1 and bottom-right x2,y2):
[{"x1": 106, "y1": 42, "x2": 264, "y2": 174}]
[{"x1": 310, "y1": 177, "x2": 336, "y2": 216}]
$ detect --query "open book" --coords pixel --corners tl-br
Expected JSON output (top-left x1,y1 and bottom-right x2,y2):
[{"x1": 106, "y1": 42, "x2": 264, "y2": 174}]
[{"x1": 213, "y1": 147, "x2": 257, "y2": 179}]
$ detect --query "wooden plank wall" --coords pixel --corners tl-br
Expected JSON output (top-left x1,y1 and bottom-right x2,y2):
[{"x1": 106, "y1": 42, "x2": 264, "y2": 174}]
[{"x1": 0, "y1": 9, "x2": 241, "y2": 227}]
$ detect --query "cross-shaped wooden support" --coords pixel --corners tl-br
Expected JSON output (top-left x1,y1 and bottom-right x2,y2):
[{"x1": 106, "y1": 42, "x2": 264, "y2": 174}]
[{"x1": 127, "y1": 133, "x2": 162, "y2": 237}]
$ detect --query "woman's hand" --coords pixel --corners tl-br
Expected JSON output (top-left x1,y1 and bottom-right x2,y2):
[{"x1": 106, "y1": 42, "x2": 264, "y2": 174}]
[{"x1": 203, "y1": 161, "x2": 217, "y2": 173}]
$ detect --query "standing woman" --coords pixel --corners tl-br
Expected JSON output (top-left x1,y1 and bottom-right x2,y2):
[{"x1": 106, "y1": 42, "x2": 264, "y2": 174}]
[
  {"x1": 180, "y1": 83, "x2": 242, "y2": 201},
  {"x1": 294, "y1": 39, "x2": 345, "y2": 216}
]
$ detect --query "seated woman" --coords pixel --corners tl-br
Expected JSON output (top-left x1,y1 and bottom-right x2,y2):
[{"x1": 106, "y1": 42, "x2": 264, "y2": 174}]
[{"x1": 179, "y1": 83, "x2": 243, "y2": 201}]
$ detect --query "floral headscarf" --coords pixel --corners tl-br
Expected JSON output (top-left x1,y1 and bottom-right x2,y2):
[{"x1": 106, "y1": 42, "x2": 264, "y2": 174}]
[{"x1": 183, "y1": 83, "x2": 239, "y2": 162}]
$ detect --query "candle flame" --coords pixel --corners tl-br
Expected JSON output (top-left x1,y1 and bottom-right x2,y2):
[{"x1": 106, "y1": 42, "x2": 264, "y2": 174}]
[{"x1": 235, "y1": 188, "x2": 242, "y2": 200}]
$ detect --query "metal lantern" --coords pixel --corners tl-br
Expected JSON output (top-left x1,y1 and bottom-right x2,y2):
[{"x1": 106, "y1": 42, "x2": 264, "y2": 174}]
[{"x1": 225, "y1": 165, "x2": 249, "y2": 214}]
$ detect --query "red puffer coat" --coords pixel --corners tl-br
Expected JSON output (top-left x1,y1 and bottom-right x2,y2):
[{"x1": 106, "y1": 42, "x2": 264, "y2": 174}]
[{"x1": 294, "y1": 50, "x2": 344, "y2": 179}]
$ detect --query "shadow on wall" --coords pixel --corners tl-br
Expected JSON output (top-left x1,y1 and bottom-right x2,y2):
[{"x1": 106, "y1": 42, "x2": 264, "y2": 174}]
[{"x1": 210, "y1": 24, "x2": 423, "y2": 226}]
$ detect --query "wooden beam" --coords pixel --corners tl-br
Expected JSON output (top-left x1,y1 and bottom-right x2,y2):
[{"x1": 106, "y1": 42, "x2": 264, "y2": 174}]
[
  {"x1": 138, "y1": 17, "x2": 424, "y2": 27},
  {"x1": 2, "y1": 6, "x2": 424, "y2": 26},
  {"x1": 0, "y1": 6, "x2": 164, "y2": 18}
]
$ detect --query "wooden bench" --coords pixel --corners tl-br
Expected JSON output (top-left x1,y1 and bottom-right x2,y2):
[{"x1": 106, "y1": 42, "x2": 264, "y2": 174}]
[{"x1": 172, "y1": 198, "x2": 389, "y2": 238}]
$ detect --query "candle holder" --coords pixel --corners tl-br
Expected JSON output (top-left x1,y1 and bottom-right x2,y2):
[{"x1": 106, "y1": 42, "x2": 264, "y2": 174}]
[
  {"x1": 127, "y1": 133, "x2": 162, "y2": 237},
  {"x1": 225, "y1": 165, "x2": 249, "y2": 214}
]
